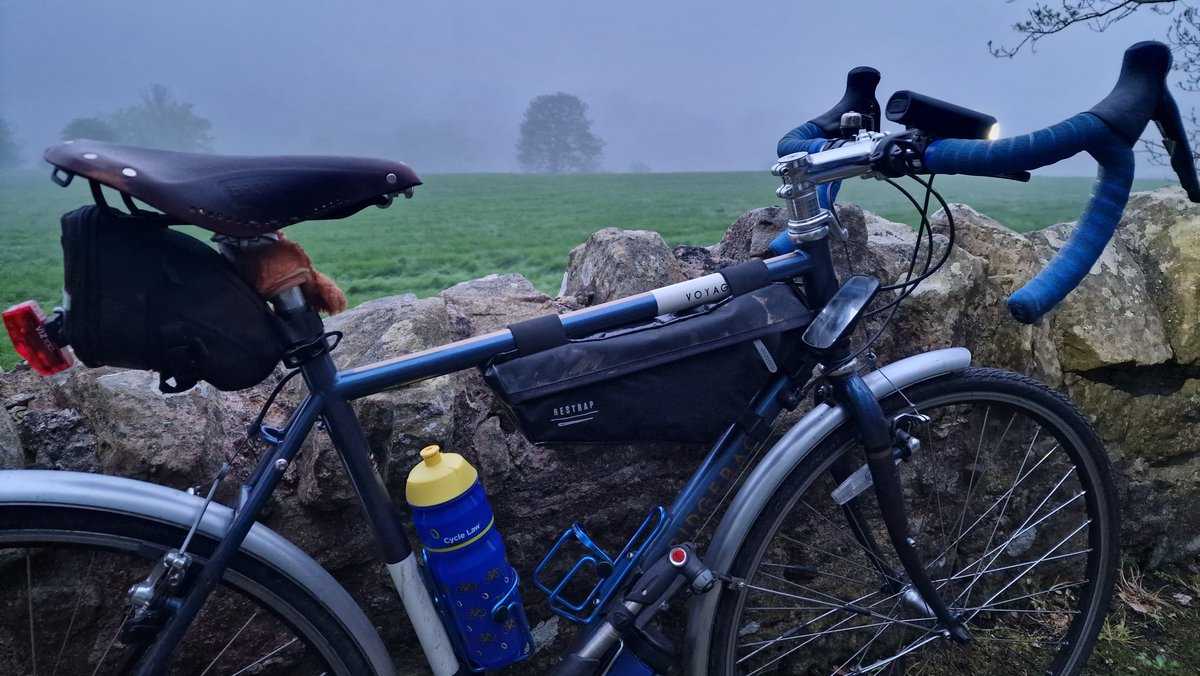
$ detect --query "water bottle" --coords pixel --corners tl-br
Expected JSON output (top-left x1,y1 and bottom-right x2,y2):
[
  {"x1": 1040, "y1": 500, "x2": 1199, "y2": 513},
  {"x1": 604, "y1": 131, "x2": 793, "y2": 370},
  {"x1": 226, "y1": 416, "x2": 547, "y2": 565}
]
[{"x1": 406, "y1": 445, "x2": 533, "y2": 670}]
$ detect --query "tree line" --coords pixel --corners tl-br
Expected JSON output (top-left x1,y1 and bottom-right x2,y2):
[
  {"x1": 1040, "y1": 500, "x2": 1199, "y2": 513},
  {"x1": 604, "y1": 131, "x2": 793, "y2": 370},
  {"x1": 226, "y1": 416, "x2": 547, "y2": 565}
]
[{"x1": 2, "y1": 85, "x2": 606, "y2": 173}]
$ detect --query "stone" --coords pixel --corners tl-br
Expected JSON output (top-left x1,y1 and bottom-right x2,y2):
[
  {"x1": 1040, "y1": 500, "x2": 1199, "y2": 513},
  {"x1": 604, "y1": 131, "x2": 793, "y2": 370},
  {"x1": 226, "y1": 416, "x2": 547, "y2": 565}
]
[
  {"x1": 1115, "y1": 186, "x2": 1200, "y2": 364},
  {"x1": 561, "y1": 228, "x2": 687, "y2": 304},
  {"x1": 48, "y1": 368, "x2": 227, "y2": 484},
  {"x1": 0, "y1": 401, "x2": 22, "y2": 469},
  {"x1": 1063, "y1": 367, "x2": 1200, "y2": 465},
  {"x1": 713, "y1": 206, "x2": 788, "y2": 262},
  {"x1": 323, "y1": 294, "x2": 457, "y2": 496},
  {"x1": 1031, "y1": 221, "x2": 1172, "y2": 372},
  {"x1": 883, "y1": 205, "x2": 1062, "y2": 383}
]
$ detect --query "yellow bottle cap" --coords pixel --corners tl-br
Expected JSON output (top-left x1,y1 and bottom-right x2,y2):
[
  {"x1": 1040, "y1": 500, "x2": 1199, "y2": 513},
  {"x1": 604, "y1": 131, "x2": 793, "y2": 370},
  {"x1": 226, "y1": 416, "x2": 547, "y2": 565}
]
[{"x1": 405, "y1": 445, "x2": 479, "y2": 507}]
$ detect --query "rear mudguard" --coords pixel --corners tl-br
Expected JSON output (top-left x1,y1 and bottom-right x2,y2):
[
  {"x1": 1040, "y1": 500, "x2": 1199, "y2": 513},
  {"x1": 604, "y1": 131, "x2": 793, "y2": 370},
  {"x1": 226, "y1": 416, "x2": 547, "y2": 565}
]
[
  {"x1": 0, "y1": 469, "x2": 397, "y2": 676},
  {"x1": 684, "y1": 347, "x2": 972, "y2": 674}
]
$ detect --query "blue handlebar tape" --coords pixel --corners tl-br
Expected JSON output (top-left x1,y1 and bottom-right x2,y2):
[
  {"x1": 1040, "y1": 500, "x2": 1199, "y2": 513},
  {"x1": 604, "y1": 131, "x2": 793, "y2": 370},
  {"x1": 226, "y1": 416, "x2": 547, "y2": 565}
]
[
  {"x1": 925, "y1": 113, "x2": 1135, "y2": 323},
  {"x1": 778, "y1": 122, "x2": 825, "y2": 156}
]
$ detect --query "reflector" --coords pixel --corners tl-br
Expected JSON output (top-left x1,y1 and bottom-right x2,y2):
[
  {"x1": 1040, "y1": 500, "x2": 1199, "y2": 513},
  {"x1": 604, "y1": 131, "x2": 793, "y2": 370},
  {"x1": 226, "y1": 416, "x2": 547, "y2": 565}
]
[{"x1": 3, "y1": 301, "x2": 73, "y2": 376}]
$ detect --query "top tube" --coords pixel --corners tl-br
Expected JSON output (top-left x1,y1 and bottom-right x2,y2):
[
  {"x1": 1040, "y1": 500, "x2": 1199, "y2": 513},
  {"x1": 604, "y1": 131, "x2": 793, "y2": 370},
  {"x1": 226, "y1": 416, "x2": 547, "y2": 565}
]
[{"x1": 331, "y1": 252, "x2": 813, "y2": 400}]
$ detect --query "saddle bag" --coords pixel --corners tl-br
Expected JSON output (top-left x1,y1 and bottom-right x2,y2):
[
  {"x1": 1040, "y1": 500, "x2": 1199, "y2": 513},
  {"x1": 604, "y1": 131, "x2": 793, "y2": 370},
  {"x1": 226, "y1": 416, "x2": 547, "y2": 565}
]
[
  {"x1": 60, "y1": 205, "x2": 285, "y2": 392},
  {"x1": 483, "y1": 283, "x2": 814, "y2": 445}
]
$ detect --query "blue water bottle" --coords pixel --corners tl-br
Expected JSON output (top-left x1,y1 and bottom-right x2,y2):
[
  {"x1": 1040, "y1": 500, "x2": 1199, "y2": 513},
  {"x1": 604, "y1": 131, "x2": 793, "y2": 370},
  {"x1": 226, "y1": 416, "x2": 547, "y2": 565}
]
[{"x1": 406, "y1": 445, "x2": 533, "y2": 670}]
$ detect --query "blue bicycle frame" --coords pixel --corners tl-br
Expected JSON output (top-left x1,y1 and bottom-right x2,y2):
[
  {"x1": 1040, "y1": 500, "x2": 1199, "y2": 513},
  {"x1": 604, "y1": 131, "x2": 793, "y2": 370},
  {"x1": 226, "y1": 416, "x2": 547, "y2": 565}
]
[{"x1": 137, "y1": 249, "x2": 823, "y2": 674}]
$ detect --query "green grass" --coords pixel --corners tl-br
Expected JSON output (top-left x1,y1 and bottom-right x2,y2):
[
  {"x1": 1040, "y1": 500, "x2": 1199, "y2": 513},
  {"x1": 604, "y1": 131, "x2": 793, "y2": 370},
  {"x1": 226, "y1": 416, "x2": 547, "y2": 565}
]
[{"x1": 0, "y1": 169, "x2": 1174, "y2": 369}]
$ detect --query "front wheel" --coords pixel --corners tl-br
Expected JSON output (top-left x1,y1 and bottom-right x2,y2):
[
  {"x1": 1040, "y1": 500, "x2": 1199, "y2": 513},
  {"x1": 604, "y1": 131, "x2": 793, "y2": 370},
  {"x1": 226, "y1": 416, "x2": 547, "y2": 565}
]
[
  {"x1": 0, "y1": 504, "x2": 382, "y2": 675},
  {"x1": 708, "y1": 368, "x2": 1119, "y2": 675}
]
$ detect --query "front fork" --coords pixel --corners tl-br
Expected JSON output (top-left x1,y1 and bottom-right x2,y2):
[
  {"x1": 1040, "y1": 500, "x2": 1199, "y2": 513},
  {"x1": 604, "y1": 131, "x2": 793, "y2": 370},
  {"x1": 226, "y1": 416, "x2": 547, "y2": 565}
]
[{"x1": 830, "y1": 372, "x2": 971, "y2": 643}]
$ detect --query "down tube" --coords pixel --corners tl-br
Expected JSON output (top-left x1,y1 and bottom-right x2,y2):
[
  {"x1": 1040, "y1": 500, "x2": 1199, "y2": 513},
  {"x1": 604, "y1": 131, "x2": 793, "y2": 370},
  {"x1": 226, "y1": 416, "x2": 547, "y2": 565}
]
[{"x1": 648, "y1": 374, "x2": 800, "y2": 562}]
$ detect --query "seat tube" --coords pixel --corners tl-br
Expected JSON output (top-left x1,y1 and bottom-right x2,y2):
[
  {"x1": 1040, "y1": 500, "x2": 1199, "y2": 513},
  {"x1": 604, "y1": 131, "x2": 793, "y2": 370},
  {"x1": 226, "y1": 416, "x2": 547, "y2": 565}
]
[
  {"x1": 305, "y1": 352, "x2": 461, "y2": 675},
  {"x1": 302, "y1": 352, "x2": 413, "y2": 562}
]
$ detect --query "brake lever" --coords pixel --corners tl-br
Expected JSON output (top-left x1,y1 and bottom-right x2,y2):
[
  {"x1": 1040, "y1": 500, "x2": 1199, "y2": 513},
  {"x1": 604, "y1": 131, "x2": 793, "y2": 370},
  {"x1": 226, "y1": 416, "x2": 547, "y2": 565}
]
[{"x1": 1152, "y1": 88, "x2": 1200, "y2": 202}]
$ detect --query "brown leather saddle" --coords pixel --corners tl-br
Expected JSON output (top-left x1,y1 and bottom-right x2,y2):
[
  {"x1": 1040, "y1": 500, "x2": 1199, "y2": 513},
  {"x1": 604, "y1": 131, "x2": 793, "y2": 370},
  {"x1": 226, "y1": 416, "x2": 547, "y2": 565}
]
[{"x1": 44, "y1": 140, "x2": 422, "y2": 237}]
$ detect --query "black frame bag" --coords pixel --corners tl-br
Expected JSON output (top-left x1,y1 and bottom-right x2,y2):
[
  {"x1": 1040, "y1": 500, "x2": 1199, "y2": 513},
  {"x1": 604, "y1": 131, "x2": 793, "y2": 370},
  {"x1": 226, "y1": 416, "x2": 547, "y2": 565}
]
[
  {"x1": 61, "y1": 205, "x2": 284, "y2": 392},
  {"x1": 483, "y1": 284, "x2": 814, "y2": 445}
]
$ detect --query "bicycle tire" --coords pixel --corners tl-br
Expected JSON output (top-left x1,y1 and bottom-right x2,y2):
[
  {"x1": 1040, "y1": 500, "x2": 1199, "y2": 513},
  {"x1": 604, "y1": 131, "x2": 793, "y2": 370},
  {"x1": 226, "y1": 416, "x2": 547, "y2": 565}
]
[
  {"x1": 0, "y1": 504, "x2": 382, "y2": 675},
  {"x1": 708, "y1": 368, "x2": 1119, "y2": 675}
]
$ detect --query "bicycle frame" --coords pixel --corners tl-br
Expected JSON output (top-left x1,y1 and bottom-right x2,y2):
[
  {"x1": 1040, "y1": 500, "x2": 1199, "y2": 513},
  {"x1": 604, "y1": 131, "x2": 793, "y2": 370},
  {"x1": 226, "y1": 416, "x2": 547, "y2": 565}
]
[
  {"x1": 121, "y1": 146, "x2": 977, "y2": 674},
  {"x1": 139, "y1": 250, "x2": 822, "y2": 674}
]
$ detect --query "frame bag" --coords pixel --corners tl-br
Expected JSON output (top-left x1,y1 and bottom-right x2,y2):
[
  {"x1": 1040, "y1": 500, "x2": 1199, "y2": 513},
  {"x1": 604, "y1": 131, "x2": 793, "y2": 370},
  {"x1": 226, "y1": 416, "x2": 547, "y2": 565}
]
[
  {"x1": 60, "y1": 205, "x2": 284, "y2": 392},
  {"x1": 483, "y1": 283, "x2": 814, "y2": 445}
]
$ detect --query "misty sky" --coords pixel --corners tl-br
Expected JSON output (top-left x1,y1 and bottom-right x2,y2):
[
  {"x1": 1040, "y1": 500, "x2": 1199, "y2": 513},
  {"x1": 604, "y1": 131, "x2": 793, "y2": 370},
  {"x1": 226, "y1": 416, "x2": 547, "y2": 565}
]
[{"x1": 0, "y1": 1, "x2": 1180, "y2": 176}]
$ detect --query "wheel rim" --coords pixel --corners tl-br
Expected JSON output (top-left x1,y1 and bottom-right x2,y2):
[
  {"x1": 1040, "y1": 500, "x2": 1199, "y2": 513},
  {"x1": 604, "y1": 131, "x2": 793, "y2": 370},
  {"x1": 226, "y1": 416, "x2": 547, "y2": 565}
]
[
  {"x1": 0, "y1": 529, "x2": 341, "y2": 675},
  {"x1": 726, "y1": 390, "x2": 1113, "y2": 675}
]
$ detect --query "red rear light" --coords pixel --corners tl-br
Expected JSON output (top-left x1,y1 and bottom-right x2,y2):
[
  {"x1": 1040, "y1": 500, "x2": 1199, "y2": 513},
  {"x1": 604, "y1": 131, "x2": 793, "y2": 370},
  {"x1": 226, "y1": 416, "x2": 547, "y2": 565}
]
[{"x1": 3, "y1": 301, "x2": 73, "y2": 376}]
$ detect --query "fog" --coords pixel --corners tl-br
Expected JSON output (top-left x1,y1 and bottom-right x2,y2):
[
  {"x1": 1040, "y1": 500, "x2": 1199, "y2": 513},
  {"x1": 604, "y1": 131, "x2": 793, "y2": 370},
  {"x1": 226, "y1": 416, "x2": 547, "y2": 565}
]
[{"x1": 0, "y1": 1, "x2": 1177, "y2": 176}]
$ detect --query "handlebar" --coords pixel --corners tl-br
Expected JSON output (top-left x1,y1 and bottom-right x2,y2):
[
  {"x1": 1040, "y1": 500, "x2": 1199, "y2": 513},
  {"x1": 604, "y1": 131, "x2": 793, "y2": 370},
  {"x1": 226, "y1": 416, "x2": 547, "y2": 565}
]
[{"x1": 778, "y1": 41, "x2": 1200, "y2": 324}]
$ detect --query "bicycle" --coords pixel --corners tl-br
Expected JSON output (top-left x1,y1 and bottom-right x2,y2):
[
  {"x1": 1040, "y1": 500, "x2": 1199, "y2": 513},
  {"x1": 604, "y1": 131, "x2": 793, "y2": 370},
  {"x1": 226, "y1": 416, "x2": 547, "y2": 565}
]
[{"x1": 2, "y1": 40, "x2": 1197, "y2": 675}]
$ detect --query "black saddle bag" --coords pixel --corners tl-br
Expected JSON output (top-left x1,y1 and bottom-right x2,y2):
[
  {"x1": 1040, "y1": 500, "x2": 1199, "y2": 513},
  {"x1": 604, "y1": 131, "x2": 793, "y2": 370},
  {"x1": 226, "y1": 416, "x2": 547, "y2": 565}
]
[
  {"x1": 482, "y1": 283, "x2": 814, "y2": 445},
  {"x1": 60, "y1": 205, "x2": 284, "y2": 392}
]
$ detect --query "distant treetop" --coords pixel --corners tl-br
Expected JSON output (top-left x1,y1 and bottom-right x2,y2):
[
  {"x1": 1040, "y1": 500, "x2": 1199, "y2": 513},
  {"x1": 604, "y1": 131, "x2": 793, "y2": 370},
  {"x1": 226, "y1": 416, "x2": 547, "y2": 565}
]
[
  {"x1": 61, "y1": 84, "x2": 213, "y2": 153},
  {"x1": 517, "y1": 92, "x2": 605, "y2": 173}
]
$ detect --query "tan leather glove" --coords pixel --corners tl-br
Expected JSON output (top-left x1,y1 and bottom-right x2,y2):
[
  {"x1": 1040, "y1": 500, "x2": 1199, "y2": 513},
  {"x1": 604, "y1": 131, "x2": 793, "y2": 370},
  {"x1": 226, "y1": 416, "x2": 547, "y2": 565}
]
[{"x1": 228, "y1": 233, "x2": 348, "y2": 315}]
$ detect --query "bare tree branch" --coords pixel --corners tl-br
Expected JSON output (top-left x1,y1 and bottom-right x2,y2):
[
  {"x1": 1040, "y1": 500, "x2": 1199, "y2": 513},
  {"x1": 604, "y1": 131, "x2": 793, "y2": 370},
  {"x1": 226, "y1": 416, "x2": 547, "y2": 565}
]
[{"x1": 993, "y1": 1, "x2": 1199, "y2": 167}]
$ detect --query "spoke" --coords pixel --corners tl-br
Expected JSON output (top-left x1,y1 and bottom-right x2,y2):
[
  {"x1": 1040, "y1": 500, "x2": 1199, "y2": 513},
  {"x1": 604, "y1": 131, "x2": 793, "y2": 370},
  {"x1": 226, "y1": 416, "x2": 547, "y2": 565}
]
[
  {"x1": 972, "y1": 579, "x2": 1086, "y2": 611},
  {"x1": 799, "y1": 496, "x2": 896, "y2": 581},
  {"x1": 949, "y1": 487, "x2": 1084, "y2": 592},
  {"x1": 951, "y1": 405, "x2": 996, "y2": 553},
  {"x1": 758, "y1": 570, "x2": 882, "y2": 610},
  {"x1": 924, "y1": 442, "x2": 1063, "y2": 573},
  {"x1": 201, "y1": 610, "x2": 261, "y2": 676},
  {"x1": 779, "y1": 533, "x2": 892, "y2": 582},
  {"x1": 743, "y1": 583, "x2": 938, "y2": 634},
  {"x1": 229, "y1": 638, "x2": 299, "y2": 676},
  {"x1": 968, "y1": 635, "x2": 1067, "y2": 645},
  {"x1": 739, "y1": 582, "x2": 895, "y2": 665},
  {"x1": 765, "y1": 563, "x2": 878, "y2": 591},
  {"x1": 961, "y1": 420, "x2": 1037, "y2": 611},
  {"x1": 943, "y1": 548, "x2": 1089, "y2": 587},
  {"x1": 973, "y1": 607, "x2": 1080, "y2": 615},
  {"x1": 835, "y1": 593, "x2": 907, "y2": 673},
  {"x1": 90, "y1": 614, "x2": 131, "y2": 676},
  {"x1": 968, "y1": 520, "x2": 1092, "y2": 623},
  {"x1": 854, "y1": 633, "x2": 942, "y2": 673},
  {"x1": 951, "y1": 492, "x2": 1087, "y2": 607},
  {"x1": 27, "y1": 550, "x2": 37, "y2": 676},
  {"x1": 53, "y1": 550, "x2": 98, "y2": 676},
  {"x1": 740, "y1": 617, "x2": 914, "y2": 648}
]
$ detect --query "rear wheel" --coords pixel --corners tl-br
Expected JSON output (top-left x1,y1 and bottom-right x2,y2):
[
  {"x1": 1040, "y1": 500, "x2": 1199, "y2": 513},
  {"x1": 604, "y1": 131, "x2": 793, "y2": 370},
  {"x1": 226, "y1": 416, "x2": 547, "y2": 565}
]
[
  {"x1": 0, "y1": 505, "x2": 381, "y2": 675},
  {"x1": 709, "y1": 369, "x2": 1118, "y2": 675}
]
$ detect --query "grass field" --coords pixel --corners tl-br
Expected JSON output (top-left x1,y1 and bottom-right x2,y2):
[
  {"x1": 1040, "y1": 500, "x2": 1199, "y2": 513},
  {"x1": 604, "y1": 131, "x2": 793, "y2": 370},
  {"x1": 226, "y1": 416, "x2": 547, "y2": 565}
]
[{"x1": 0, "y1": 169, "x2": 1174, "y2": 369}]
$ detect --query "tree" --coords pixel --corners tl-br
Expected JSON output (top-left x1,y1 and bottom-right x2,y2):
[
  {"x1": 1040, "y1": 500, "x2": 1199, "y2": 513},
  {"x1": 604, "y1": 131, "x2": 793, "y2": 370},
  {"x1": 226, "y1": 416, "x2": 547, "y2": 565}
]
[
  {"x1": 0, "y1": 117, "x2": 18, "y2": 169},
  {"x1": 991, "y1": 1, "x2": 1197, "y2": 164},
  {"x1": 61, "y1": 117, "x2": 122, "y2": 143},
  {"x1": 516, "y1": 92, "x2": 605, "y2": 172},
  {"x1": 61, "y1": 84, "x2": 214, "y2": 152}
]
